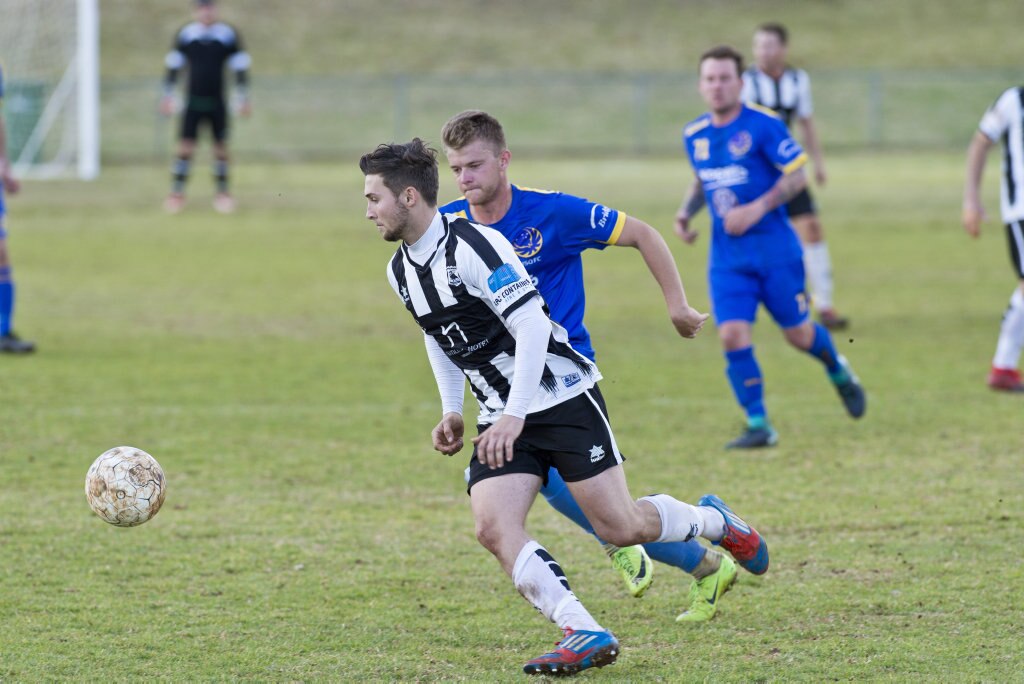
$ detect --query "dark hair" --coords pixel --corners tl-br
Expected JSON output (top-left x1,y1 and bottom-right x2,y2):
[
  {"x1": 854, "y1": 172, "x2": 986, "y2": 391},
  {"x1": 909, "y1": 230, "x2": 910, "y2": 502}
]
[
  {"x1": 756, "y1": 22, "x2": 788, "y2": 45},
  {"x1": 698, "y1": 45, "x2": 745, "y2": 76},
  {"x1": 441, "y1": 110, "x2": 507, "y2": 154},
  {"x1": 358, "y1": 138, "x2": 439, "y2": 206}
]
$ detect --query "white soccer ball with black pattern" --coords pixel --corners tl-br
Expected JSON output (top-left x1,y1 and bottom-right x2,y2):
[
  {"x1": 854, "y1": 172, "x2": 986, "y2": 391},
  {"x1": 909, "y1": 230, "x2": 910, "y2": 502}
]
[{"x1": 85, "y1": 446, "x2": 167, "y2": 527}]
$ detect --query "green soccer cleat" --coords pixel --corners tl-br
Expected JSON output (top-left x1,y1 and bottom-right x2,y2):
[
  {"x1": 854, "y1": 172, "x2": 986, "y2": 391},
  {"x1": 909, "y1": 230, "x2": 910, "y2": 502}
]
[
  {"x1": 675, "y1": 555, "x2": 738, "y2": 623},
  {"x1": 610, "y1": 545, "x2": 653, "y2": 598}
]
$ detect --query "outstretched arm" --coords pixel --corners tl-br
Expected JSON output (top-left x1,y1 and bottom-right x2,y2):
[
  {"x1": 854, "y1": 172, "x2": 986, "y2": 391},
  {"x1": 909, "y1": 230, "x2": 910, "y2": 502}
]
[
  {"x1": 615, "y1": 216, "x2": 708, "y2": 338},
  {"x1": 963, "y1": 130, "x2": 995, "y2": 238},
  {"x1": 674, "y1": 177, "x2": 704, "y2": 244},
  {"x1": 0, "y1": 109, "x2": 20, "y2": 193},
  {"x1": 724, "y1": 166, "x2": 807, "y2": 236}
]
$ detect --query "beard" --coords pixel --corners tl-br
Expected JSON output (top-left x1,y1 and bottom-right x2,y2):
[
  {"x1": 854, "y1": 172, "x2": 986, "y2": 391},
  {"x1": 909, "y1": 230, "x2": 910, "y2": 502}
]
[{"x1": 380, "y1": 201, "x2": 411, "y2": 242}]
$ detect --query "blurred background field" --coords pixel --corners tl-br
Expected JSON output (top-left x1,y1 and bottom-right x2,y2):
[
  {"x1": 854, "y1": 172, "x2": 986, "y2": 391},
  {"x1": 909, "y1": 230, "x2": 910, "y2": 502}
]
[{"x1": 2, "y1": 0, "x2": 1024, "y2": 680}]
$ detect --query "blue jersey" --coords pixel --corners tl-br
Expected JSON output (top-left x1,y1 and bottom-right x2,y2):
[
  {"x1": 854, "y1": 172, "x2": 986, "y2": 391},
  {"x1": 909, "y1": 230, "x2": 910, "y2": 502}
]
[
  {"x1": 683, "y1": 104, "x2": 807, "y2": 270},
  {"x1": 440, "y1": 185, "x2": 626, "y2": 361}
]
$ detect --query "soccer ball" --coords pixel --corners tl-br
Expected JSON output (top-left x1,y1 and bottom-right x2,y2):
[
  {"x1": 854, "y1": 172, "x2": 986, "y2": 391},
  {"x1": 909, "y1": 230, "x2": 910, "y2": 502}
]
[{"x1": 85, "y1": 446, "x2": 167, "y2": 527}]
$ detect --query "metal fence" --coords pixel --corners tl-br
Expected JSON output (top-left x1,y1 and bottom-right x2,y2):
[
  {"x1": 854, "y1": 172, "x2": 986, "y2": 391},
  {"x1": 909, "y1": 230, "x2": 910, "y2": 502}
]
[{"x1": 100, "y1": 68, "x2": 1020, "y2": 163}]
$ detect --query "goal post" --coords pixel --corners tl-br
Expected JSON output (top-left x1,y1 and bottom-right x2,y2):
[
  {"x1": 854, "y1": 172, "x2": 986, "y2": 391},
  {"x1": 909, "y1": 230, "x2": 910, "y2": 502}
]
[{"x1": 1, "y1": 0, "x2": 100, "y2": 180}]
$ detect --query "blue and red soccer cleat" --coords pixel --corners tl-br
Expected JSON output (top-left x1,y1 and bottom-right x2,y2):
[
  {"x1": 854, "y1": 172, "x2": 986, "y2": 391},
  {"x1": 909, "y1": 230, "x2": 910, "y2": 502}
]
[
  {"x1": 523, "y1": 628, "x2": 619, "y2": 676},
  {"x1": 698, "y1": 494, "x2": 769, "y2": 575}
]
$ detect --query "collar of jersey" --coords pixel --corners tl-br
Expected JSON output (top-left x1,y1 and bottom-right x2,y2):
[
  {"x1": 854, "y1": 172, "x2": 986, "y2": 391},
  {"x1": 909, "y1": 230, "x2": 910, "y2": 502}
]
[{"x1": 402, "y1": 211, "x2": 448, "y2": 271}]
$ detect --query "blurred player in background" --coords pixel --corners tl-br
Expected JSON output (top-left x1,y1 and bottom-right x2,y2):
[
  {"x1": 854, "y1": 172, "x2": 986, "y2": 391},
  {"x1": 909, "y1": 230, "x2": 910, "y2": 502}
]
[
  {"x1": 962, "y1": 87, "x2": 1024, "y2": 392},
  {"x1": 440, "y1": 110, "x2": 737, "y2": 624},
  {"x1": 675, "y1": 46, "x2": 865, "y2": 448},
  {"x1": 0, "y1": 63, "x2": 35, "y2": 354},
  {"x1": 361, "y1": 138, "x2": 769, "y2": 674},
  {"x1": 160, "y1": 0, "x2": 250, "y2": 214},
  {"x1": 742, "y1": 23, "x2": 848, "y2": 330}
]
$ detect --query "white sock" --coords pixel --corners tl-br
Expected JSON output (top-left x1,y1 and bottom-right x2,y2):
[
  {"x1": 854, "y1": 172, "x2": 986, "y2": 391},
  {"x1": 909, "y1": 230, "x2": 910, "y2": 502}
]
[
  {"x1": 512, "y1": 541, "x2": 602, "y2": 632},
  {"x1": 804, "y1": 242, "x2": 835, "y2": 311},
  {"x1": 639, "y1": 494, "x2": 726, "y2": 543},
  {"x1": 993, "y1": 288, "x2": 1024, "y2": 369}
]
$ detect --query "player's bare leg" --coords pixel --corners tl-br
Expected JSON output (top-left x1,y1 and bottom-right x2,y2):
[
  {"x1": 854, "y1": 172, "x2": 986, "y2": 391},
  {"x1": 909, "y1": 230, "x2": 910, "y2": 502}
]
[
  {"x1": 469, "y1": 474, "x2": 619, "y2": 675},
  {"x1": 793, "y1": 213, "x2": 848, "y2": 329},
  {"x1": 212, "y1": 141, "x2": 235, "y2": 213},
  {"x1": 988, "y1": 279, "x2": 1024, "y2": 392},
  {"x1": 165, "y1": 138, "x2": 195, "y2": 213},
  {"x1": 566, "y1": 465, "x2": 769, "y2": 574}
]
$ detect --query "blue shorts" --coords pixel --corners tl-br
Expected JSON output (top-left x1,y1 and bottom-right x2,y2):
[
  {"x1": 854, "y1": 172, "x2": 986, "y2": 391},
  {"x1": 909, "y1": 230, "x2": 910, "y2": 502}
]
[
  {"x1": 709, "y1": 259, "x2": 810, "y2": 328},
  {"x1": 0, "y1": 186, "x2": 6, "y2": 239}
]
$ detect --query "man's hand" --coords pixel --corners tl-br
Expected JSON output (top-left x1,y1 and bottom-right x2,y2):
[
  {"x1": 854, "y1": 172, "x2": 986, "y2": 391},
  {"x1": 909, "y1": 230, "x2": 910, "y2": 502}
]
[
  {"x1": 0, "y1": 162, "x2": 20, "y2": 195},
  {"x1": 236, "y1": 98, "x2": 252, "y2": 118},
  {"x1": 723, "y1": 201, "x2": 766, "y2": 236},
  {"x1": 431, "y1": 412, "x2": 465, "y2": 455},
  {"x1": 471, "y1": 414, "x2": 525, "y2": 470},
  {"x1": 674, "y1": 214, "x2": 699, "y2": 244},
  {"x1": 669, "y1": 304, "x2": 710, "y2": 339},
  {"x1": 962, "y1": 200, "x2": 986, "y2": 238},
  {"x1": 159, "y1": 95, "x2": 177, "y2": 117},
  {"x1": 814, "y1": 164, "x2": 827, "y2": 187}
]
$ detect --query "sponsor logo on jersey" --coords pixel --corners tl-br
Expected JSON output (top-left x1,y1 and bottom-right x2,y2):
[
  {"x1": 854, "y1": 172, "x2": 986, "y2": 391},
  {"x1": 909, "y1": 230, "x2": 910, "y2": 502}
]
[
  {"x1": 512, "y1": 226, "x2": 544, "y2": 258},
  {"x1": 487, "y1": 263, "x2": 522, "y2": 292},
  {"x1": 446, "y1": 266, "x2": 462, "y2": 287},
  {"x1": 728, "y1": 130, "x2": 752, "y2": 158},
  {"x1": 697, "y1": 165, "x2": 749, "y2": 190},
  {"x1": 590, "y1": 204, "x2": 612, "y2": 230},
  {"x1": 777, "y1": 138, "x2": 800, "y2": 159},
  {"x1": 562, "y1": 372, "x2": 581, "y2": 387},
  {"x1": 711, "y1": 188, "x2": 739, "y2": 217}
]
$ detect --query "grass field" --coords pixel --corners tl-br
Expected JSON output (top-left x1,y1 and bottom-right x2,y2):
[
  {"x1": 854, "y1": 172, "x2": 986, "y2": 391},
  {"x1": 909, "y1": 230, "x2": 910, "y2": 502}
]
[{"x1": 1, "y1": 151, "x2": 1023, "y2": 681}]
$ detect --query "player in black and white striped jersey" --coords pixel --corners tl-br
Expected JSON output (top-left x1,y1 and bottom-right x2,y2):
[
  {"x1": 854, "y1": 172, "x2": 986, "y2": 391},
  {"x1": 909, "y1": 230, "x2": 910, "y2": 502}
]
[
  {"x1": 360, "y1": 139, "x2": 769, "y2": 675},
  {"x1": 742, "y1": 22, "x2": 849, "y2": 330},
  {"x1": 963, "y1": 86, "x2": 1024, "y2": 392}
]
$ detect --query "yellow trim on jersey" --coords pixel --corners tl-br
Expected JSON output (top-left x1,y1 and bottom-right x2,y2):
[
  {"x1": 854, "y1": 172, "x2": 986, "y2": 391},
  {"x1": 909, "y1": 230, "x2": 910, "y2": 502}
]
[
  {"x1": 516, "y1": 185, "x2": 557, "y2": 195},
  {"x1": 684, "y1": 119, "x2": 711, "y2": 137},
  {"x1": 746, "y1": 102, "x2": 782, "y2": 120},
  {"x1": 603, "y1": 212, "x2": 627, "y2": 245},
  {"x1": 780, "y1": 152, "x2": 808, "y2": 175},
  {"x1": 452, "y1": 209, "x2": 467, "y2": 219}
]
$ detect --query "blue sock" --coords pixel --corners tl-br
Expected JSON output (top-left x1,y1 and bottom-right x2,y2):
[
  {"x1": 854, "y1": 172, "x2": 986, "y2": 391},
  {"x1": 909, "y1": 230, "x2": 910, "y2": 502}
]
[
  {"x1": 0, "y1": 266, "x2": 13, "y2": 336},
  {"x1": 541, "y1": 467, "x2": 707, "y2": 575},
  {"x1": 804, "y1": 322, "x2": 848, "y2": 382},
  {"x1": 644, "y1": 539, "x2": 707, "y2": 574},
  {"x1": 725, "y1": 347, "x2": 766, "y2": 425}
]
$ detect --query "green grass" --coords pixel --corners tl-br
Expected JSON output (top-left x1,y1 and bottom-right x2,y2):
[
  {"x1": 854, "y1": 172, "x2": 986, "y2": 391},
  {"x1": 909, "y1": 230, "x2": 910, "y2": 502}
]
[{"x1": 1, "y1": 152, "x2": 1023, "y2": 680}]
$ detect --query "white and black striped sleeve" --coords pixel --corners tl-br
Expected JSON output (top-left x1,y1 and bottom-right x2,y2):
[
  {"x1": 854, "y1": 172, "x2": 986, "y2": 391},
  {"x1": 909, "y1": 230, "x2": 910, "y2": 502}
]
[
  {"x1": 980, "y1": 88, "x2": 1014, "y2": 142},
  {"x1": 452, "y1": 223, "x2": 540, "y2": 319}
]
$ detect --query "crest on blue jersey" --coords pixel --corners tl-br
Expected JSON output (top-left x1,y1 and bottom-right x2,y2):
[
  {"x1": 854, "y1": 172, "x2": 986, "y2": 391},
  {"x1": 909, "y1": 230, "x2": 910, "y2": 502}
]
[
  {"x1": 728, "y1": 131, "x2": 752, "y2": 158},
  {"x1": 487, "y1": 263, "x2": 522, "y2": 292},
  {"x1": 512, "y1": 227, "x2": 544, "y2": 258}
]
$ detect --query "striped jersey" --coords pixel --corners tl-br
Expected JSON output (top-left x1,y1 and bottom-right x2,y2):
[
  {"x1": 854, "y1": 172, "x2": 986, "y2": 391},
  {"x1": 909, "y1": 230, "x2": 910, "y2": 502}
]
[
  {"x1": 979, "y1": 87, "x2": 1024, "y2": 223},
  {"x1": 165, "y1": 22, "x2": 250, "y2": 100},
  {"x1": 741, "y1": 66, "x2": 813, "y2": 128},
  {"x1": 386, "y1": 212, "x2": 600, "y2": 424}
]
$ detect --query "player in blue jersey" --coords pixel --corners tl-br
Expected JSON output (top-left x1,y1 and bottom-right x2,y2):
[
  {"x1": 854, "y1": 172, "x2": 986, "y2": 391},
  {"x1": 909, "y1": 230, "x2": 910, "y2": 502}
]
[
  {"x1": 0, "y1": 64, "x2": 36, "y2": 354},
  {"x1": 674, "y1": 46, "x2": 864, "y2": 449},
  {"x1": 439, "y1": 110, "x2": 743, "y2": 623}
]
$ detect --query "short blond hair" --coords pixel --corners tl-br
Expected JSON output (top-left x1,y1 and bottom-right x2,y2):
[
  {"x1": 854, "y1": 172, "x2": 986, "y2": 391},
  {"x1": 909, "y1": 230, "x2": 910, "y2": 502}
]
[{"x1": 441, "y1": 110, "x2": 507, "y2": 154}]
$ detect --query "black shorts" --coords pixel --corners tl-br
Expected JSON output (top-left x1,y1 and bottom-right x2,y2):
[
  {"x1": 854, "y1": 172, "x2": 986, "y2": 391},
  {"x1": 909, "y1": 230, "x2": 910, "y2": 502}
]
[
  {"x1": 181, "y1": 100, "x2": 228, "y2": 142},
  {"x1": 1006, "y1": 221, "x2": 1024, "y2": 279},
  {"x1": 786, "y1": 187, "x2": 817, "y2": 218},
  {"x1": 466, "y1": 385, "x2": 623, "y2": 494}
]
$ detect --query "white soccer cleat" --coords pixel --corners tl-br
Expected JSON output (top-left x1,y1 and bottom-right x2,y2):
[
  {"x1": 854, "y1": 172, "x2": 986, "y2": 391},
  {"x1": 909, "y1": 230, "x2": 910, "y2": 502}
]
[{"x1": 213, "y1": 193, "x2": 236, "y2": 214}]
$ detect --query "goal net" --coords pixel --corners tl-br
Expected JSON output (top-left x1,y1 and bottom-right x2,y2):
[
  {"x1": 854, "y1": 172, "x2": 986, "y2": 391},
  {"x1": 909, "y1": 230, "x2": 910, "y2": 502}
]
[{"x1": 0, "y1": 0, "x2": 99, "y2": 179}]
